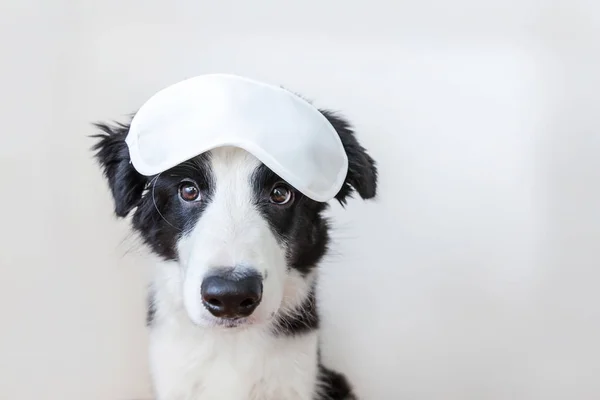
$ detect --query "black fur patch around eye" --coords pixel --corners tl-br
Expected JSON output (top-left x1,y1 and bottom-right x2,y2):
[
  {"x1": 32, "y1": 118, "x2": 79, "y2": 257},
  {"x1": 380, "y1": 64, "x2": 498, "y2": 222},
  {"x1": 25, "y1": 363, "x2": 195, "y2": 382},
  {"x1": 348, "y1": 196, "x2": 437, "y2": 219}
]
[
  {"x1": 251, "y1": 164, "x2": 330, "y2": 276},
  {"x1": 91, "y1": 121, "x2": 217, "y2": 262},
  {"x1": 131, "y1": 154, "x2": 215, "y2": 261}
]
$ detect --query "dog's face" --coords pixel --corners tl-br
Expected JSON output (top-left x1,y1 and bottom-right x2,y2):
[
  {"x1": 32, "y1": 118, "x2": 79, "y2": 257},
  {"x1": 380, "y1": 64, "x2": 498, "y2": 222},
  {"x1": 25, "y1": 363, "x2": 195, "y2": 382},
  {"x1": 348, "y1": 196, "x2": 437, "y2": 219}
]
[{"x1": 93, "y1": 110, "x2": 377, "y2": 329}]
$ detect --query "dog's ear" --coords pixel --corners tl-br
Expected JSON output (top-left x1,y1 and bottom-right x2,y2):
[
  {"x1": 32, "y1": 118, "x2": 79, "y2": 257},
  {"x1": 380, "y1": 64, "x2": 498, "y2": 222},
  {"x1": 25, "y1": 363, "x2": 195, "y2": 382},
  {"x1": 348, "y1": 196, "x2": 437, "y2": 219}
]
[
  {"x1": 91, "y1": 121, "x2": 147, "y2": 217},
  {"x1": 319, "y1": 110, "x2": 378, "y2": 205}
]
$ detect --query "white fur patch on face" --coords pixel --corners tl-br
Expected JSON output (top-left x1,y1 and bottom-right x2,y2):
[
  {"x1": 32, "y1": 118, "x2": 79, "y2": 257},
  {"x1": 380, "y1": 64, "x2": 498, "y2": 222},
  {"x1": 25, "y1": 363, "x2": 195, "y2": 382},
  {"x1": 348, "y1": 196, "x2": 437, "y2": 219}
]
[{"x1": 176, "y1": 147, "x2": 288, "y2": 327}]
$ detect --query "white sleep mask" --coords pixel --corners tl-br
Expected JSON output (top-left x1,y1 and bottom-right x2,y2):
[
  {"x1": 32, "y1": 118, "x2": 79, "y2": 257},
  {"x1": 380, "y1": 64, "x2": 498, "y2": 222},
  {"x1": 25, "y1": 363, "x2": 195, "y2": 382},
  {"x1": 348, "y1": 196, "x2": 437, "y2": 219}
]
[{"x1": 125, "y1": 73, "x2": 348, "y2": 202}]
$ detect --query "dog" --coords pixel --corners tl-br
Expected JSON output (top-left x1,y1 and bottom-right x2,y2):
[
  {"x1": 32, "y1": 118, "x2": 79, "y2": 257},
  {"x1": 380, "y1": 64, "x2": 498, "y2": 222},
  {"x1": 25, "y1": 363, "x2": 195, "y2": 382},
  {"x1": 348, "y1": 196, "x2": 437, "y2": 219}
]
[{"x1": 92, "y1": 100, "x2": 378, "y2": 400}]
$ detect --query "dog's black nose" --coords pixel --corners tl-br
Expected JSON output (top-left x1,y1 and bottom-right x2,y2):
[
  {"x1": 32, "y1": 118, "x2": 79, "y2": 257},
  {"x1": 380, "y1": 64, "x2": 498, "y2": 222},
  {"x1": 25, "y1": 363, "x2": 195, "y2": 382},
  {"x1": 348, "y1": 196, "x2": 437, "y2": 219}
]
[{"x1": 201, "y1": 271, "x2": 263, "y2": 319}]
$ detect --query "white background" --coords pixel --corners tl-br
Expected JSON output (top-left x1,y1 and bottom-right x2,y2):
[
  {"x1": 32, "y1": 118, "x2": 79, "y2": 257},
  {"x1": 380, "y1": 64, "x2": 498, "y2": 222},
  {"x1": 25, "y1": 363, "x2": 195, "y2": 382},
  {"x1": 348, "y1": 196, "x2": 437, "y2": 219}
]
[{"x1": 1, "y1": 0, "x2": 599, "y2": 399}]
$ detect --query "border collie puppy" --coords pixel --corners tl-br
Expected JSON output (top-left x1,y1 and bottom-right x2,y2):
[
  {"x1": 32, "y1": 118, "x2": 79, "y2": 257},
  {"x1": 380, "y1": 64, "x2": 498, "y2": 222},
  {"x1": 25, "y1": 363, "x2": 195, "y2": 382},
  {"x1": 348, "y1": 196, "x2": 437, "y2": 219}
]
[{"x1": 92, "y1": 104, "x2": 377, "y2": 400}]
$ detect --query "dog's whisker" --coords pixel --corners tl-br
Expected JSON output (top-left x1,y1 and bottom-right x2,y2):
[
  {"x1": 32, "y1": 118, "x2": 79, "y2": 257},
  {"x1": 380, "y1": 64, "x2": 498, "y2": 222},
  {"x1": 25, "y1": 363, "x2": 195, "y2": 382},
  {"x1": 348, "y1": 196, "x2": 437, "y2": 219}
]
[{"x1": 151, "y1": 173, "x2": 183, "y2": 232}]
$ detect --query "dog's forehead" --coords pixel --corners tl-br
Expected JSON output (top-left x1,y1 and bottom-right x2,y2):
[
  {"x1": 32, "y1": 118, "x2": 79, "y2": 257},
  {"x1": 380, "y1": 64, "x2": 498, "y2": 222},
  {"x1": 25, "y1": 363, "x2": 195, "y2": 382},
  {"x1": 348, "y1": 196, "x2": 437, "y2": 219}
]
[
  {"x1": 210, "y1": 146, "x2": 260, "y2": 169},
  {"x1": 208, "y1": 146, "x2": 264, "y2": 186}
]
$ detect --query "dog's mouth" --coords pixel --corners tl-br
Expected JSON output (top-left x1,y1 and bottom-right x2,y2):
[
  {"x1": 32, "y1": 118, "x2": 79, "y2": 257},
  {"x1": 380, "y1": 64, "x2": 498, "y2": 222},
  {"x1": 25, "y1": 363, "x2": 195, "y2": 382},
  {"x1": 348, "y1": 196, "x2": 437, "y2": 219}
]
[
  {"x1": 217, "y1": 318, "x2": 248, "y2": 328},
  {"x1": 200, "y1": 316, "x2": 254, "y2": 329},
  {"x1": 208, "y1": 308, "x2": 281, "y2": 329}
]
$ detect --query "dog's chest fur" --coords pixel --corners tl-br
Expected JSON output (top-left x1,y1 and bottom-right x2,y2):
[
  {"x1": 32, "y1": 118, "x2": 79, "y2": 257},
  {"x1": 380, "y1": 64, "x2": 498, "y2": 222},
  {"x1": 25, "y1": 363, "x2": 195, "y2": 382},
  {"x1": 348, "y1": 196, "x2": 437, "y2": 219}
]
[{"x1": 149, "y1": 313, "x2": 319, "y2": 400}]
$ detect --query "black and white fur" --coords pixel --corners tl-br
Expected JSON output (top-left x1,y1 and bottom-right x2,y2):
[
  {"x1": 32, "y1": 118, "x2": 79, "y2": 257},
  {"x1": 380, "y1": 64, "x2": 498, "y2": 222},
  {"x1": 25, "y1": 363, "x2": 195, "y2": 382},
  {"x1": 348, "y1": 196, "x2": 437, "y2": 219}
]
[{"x1": 92, "y1": 104, "x2": 377, "y2": 400}]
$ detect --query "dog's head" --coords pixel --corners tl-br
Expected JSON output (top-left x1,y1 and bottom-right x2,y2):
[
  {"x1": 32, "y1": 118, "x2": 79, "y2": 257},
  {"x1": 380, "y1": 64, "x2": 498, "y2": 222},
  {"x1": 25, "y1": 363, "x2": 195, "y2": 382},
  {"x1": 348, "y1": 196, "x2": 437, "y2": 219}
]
[{"x1": 92, "y1": 109, "x2": 377, "y2": 329}]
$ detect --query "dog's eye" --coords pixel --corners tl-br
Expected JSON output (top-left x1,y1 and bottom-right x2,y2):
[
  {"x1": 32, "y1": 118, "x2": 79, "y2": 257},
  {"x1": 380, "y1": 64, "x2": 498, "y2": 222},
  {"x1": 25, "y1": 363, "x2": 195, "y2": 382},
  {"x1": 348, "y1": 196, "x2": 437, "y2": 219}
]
[
  {"x1": 270, "y1": 185, "x2": 293, "y2": 205},
  {"x1": 179, "y1": 181, "x2": 201, "y2": 202}
]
